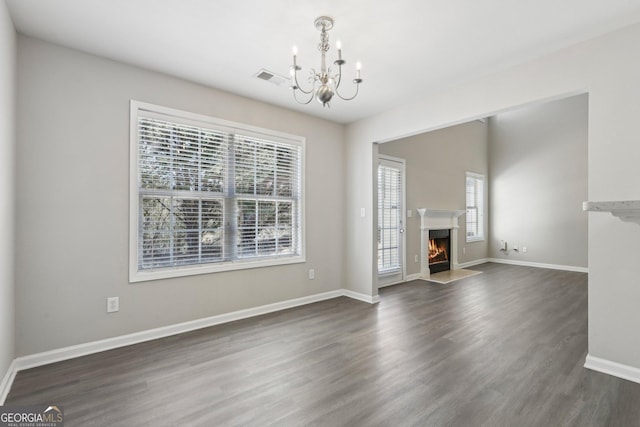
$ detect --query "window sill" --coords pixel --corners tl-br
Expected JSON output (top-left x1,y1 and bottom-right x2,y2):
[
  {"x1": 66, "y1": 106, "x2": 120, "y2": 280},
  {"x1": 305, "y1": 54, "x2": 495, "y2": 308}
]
[{"x1": 130, "y1": 255, "x2": 305, "y2": 283}]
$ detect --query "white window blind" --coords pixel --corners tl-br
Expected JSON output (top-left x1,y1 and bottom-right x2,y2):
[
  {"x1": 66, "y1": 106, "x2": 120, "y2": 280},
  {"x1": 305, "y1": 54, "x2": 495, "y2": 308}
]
[
  {"x1": 130, "y1": 101, "x2": 304, "y2": 282},
  {"x1": 466, "y1": 172, "x2": 484, "y2": 242}
]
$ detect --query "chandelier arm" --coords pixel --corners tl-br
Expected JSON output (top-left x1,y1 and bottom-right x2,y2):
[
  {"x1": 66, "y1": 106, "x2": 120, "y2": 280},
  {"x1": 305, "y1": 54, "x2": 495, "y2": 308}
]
[
  {"x1": 291, "y1": 68, "x2": 314, "y2": 95},
  {"x1": 332, "y1": 60, "x2": 362, "y2": 101},
  {"x1": 292, "y1": 88, "x2": 314, "y2": 105},
  {"x1": 335, "y1": 77, "x2": 362, "y2": 101}
]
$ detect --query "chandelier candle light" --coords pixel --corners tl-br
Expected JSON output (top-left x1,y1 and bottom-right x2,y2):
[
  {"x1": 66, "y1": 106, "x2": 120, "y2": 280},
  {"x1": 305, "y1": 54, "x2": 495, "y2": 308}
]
[{"x1": 290, "y1": 16, "x2": 363, "y2": 107}]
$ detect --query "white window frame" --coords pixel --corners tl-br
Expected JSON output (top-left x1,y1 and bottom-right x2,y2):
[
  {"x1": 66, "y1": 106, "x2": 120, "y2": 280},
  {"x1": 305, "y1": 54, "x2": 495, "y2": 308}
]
[
  {"x1": 129, "y1": 100, "x2": 305, "y2": 282},
  {"x1": 465, "y1": 171, "x2": 485, "y2": 243}
]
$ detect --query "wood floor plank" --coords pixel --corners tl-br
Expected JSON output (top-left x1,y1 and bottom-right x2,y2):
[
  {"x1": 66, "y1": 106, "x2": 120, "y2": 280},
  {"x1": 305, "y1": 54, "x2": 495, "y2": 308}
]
[{"x1": 6, "y1": 263, "x2": 640, "y2": 426}]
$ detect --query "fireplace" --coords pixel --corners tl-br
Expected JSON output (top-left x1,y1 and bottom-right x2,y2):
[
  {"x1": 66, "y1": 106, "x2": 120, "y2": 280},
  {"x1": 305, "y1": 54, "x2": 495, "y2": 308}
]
[
  {"x1": 416, "y1": 208, "x2": 465, "y2": 280},
  {"x1": 428, "y1": 229, "x2": 450, "y2": 274}
]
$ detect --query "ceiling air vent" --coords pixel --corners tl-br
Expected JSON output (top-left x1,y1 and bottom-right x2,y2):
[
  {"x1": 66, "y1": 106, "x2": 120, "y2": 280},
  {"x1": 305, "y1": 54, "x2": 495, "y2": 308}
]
[{"x1": 254, "y1": 69, "x2": 289, "y2": 87}]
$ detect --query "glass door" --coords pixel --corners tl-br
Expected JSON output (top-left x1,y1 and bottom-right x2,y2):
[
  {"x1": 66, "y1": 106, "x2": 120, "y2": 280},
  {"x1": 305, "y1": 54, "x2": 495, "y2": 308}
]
[{"x1": 377, "y1": 156, "x2": 405, "y2": 286}]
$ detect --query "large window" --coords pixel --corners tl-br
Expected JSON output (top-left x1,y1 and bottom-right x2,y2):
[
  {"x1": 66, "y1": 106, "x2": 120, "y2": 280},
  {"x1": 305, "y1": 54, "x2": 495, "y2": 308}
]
[
  {"x1": 130, "y1": 101, "x2": 304, "y2": 282},
  {"x1": 465, "y1": 172, "x2": 485, "y2": 242}
]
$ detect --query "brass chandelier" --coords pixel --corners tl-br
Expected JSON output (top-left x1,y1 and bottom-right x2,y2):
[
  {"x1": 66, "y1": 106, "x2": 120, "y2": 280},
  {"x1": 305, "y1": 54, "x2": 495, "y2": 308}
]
[{"x1": 290, "y1": 16, "x2": 363, "y2": 107}]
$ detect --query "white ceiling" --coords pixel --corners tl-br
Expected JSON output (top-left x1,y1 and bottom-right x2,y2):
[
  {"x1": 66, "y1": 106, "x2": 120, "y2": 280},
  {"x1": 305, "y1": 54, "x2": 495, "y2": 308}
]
[{"x1": 7, "y1": 0, "x2": 640, "y2": 124}]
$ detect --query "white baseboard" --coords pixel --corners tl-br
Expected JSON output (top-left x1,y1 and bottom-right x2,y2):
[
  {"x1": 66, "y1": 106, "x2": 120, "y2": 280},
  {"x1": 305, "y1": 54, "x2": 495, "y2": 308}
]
[
  {"x1": 404, "y1": 273, "x2": 422, "y2": 281},
  {"x1": 343, "y1": 289, "x2": 380, "y2": 304},
  {"x1": 11, "y1": 289, "x2": 377, "y2": 375},
  {"x1": 584, "y1": 354, "x2": 640, "y2": 384},
  {"x1": 488, "y1": 258, "x2": 588, "y2": 273},
  {"x1": 457, "y1": 258, "x2": 489, "y2": 269},
  {"x1": 0, "y1": 360, "x2": 17, "y2": 405}
]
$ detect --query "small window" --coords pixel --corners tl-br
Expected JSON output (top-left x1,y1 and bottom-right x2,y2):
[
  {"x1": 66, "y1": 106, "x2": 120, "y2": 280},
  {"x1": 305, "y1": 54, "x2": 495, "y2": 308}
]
[
  {"x1": 130, "y1": 101, "x2": 305, "y2": 282},
  {"x1": 466, "y1": 172, "x2": 484, "y2": 242}
]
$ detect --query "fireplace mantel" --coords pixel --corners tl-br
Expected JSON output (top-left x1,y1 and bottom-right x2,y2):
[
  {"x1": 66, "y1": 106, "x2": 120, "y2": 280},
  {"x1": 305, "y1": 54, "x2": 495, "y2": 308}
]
[
  {"x1": 416, "y1": 208, "x2": 466, "y2": 280},
  {"x1": 416, "y1": 208, "x2": 466, "y2": 230},
  {"x1": 583, "y1": 200, "x2": 640, "y2": 225}
]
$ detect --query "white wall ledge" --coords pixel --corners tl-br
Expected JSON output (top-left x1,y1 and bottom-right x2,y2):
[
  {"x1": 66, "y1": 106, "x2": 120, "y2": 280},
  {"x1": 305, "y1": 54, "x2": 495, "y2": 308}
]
[{"x1": 583, "y1": 200, "x2": 640, "y2": 224}]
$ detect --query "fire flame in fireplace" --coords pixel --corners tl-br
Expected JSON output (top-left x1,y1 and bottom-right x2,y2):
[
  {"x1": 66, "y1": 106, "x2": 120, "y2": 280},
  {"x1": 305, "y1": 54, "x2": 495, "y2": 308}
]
[{"x1": 428, "y1": 239, "x2": 449, "y2": 264}]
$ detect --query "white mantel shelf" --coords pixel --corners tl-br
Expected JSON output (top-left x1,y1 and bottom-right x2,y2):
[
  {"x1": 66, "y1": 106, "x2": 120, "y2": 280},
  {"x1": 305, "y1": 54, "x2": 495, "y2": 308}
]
[
  {"x1": 418, "y1": 209, "x2": 466, "y2": 218},
  {"x1": 416, "y1": 208, "x2": 465, "y2": 229},
  {"x1": 583, "y1": 200, "x2": 640, "y2": 224}
]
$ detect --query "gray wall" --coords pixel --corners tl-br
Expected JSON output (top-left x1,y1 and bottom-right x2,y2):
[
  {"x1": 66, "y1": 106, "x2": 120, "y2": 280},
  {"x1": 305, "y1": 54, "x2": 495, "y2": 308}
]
[
  {"x1": 0, "y1": 0, "x2": 16, "y2": 393},
  {"x1": 488, "y1": 94, "x2": 588, "y2": 268},
  {"x1": 379, "y1": 120, "x2": 489, "y2": 275},
  {"x1": 15, "y1": 36, "x2": 346, "y2": 356}
]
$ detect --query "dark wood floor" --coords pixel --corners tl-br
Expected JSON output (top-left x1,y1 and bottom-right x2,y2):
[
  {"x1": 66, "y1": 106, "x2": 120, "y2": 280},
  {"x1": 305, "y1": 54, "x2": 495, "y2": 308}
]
[{"x1": 7, "y1": 263, "x2": 640, "y2": 426}]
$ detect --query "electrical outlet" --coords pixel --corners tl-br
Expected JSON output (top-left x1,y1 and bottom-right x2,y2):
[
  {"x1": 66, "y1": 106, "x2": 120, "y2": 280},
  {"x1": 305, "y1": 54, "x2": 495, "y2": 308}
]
[
  {"x1": 107, "y1": 297, "x2": 119, "y2": 313},
  {"x1": 308, "y1": 269, "x2": 315, "y2": 280},
  {"x1": 414, "y1": 254, "x2": 419, "y2": 263},
  {"x1": 462, "y1": 247, "x2": 466, "y2": 254},
  {"x1": 522, "y1": 246, "x2": 528, "y2": 253}
]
